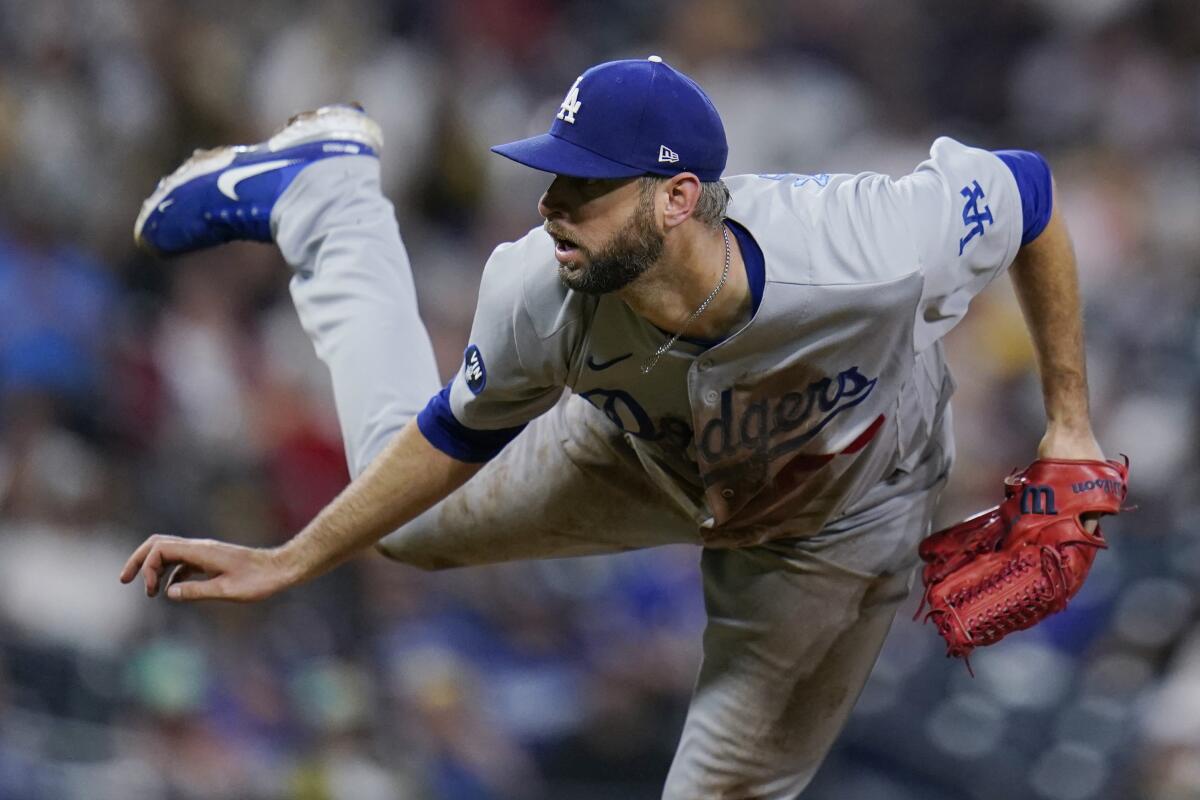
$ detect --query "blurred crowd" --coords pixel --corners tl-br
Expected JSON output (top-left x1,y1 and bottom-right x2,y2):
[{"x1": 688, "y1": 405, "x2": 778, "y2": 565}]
[{"x1": 0, "y1": 0, "x2": 1197, "y2": 797}]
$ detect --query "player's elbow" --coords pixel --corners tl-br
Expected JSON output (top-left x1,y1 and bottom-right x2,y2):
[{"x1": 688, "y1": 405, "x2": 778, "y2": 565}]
[{"x1": 372, "y1": 538, "x2": 464, "y2": 572}]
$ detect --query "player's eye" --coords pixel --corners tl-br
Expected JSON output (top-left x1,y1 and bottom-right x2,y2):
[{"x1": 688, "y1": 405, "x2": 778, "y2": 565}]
[{"x1": 580, "y1": 178, "x2": 610, "y2": 197}]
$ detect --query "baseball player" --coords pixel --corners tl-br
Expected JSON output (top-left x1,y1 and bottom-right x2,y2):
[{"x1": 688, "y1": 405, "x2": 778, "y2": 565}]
[{"x1": 121, "y1": 58, "x2": 1116, "y2": 797}]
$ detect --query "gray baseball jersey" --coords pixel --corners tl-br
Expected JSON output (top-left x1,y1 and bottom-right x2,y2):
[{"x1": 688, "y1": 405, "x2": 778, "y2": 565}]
[{"x1": 420, "y1": 137, "x2": 1028, "y2": 547}]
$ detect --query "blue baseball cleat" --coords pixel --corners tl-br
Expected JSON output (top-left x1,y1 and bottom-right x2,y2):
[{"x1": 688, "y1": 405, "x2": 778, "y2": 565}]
[{"x1": 134, "y1": 105, "x2": 382, "y2": 255}]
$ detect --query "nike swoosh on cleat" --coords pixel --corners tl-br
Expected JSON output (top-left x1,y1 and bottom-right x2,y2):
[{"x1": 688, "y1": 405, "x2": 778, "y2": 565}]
[
  {"x1": 585, "y1": 353, "x2": 633, "y2": 370},
  {"x1": 216, "y1": 159, "x2": 300, "y2": 201}
]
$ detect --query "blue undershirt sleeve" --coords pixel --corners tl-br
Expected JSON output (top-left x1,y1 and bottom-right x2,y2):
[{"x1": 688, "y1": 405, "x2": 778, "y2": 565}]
[
  {"x1": 416, "y1": 383, "x2": 526, "y2": 463},
  {"x1": 994, "y1": 149, "x2": 1053, "y2": 246}
]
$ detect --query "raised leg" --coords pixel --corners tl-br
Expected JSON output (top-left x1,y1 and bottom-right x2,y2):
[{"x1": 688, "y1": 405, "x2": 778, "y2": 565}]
[
  {"x1": 273, "y1": 156, "x2": 440, "y2": 475},
  {"x1": 135, "y1": 106, "x2": 441, "y2": 478}
]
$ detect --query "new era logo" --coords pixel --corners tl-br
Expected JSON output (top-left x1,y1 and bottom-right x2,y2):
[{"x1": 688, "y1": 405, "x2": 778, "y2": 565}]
[{"x1": 658, "y1": 145, "x2": 679, "y2": 164}]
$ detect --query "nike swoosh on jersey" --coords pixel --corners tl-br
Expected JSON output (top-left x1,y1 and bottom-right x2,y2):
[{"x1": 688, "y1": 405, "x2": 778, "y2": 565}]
[
  {"x1": 216, "y1": 159, "x2": 299, "y2": 201},
  {"x1": 586, "y1": 353, "x2": 633, "y2": 370}
]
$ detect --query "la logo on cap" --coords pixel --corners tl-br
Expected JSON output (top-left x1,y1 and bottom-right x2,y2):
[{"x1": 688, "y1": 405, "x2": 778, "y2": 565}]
[
  {"x1": 490, "y1": 57, "x2": 728, "y2": 182},
  {"x1": 557, "y1": 76, "x2": 583, "y2": 124}
]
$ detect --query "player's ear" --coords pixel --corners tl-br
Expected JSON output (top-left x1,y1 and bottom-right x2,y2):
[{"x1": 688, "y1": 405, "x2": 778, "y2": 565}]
[{"x1": 661, "y1": 172, "x2": 702, "y2": 230}]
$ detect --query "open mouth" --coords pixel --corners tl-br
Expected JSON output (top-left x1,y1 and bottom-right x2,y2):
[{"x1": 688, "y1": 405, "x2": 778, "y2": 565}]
[{"x1": 547, "y1": 227, "x2": 581, "y2": 265}]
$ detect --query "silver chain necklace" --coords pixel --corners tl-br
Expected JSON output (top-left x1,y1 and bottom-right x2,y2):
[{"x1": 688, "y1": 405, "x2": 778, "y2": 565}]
[{"x1": 640, "y1": 225, "x2": 730, "y2": 374}]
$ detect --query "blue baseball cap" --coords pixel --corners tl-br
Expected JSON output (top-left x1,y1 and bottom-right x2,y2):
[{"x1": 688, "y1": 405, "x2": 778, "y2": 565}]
[{"x1": 491, "y1": 56, "x2": 727, "y2": 182}]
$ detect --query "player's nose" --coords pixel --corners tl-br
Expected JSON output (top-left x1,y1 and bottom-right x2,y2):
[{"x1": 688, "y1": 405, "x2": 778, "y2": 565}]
[{"x1": 537, "y1": 175, "x2": 572, "y2": 220}]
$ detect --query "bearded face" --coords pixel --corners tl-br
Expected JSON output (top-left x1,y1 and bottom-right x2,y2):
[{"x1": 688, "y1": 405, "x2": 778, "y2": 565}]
[{"x1": 545, "y1": 184, "x2": 664, "y2": 295}]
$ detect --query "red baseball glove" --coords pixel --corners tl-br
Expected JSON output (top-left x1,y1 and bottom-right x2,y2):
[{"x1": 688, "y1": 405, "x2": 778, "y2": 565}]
[{"x1": 916, "y1": 457, "x2": 1129, "y2": 668}]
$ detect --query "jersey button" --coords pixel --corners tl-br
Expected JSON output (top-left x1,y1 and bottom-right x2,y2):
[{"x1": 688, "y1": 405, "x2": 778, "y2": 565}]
[
  {"x1": 721, "y1": 488, "x2": 735, "y2": 499},
  {"x1": 704, "y1": 390, "x2": 719, "y2": 404}
]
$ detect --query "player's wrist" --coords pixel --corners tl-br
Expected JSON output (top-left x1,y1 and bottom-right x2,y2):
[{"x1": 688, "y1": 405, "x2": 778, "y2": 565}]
[
  {"x1": 1040, "y1": 377, "x2": 1089, "y2": 427},
  {"x1": 266, "y1": 544, "x2": 308, "y2": 591},
  {"x1": 1037, "y1": 423, "x2": 1104, "y2": 462}
]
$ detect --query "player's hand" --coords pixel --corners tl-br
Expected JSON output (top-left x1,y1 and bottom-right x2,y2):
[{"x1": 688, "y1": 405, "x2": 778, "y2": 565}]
[
  {"x1": 1036, "y1": 424, "x2": 1106, "y2": 533},
  {"x1": 1036, "y1": 423, "x2": 1104, "y2": 463},
  {"x1": 119, "y1": 534, "x2": 294, "y2": 602}
]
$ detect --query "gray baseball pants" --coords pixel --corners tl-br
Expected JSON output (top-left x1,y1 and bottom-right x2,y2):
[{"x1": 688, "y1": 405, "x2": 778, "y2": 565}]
[{"x1": 274, "y1": 157, "x2": 951, "y2": 799}]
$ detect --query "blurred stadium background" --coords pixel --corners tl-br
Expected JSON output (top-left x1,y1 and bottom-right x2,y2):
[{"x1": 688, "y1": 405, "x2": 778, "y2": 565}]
[{"x1": 0, "y1": 0, "x2": 1197, "y2": 797}]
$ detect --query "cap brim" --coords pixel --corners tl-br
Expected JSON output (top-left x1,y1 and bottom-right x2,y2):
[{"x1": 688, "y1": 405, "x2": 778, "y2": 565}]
[{"x1": 491, "y1": 132, "x2": 645, "y2": 179}]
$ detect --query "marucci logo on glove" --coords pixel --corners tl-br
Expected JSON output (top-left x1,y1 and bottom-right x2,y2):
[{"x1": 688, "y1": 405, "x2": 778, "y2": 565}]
[
  {"x1": 1072, "y1": 478, "x2": 1123, "y2": 495},
  {"x1": 1019, "y1": 484, "x2": 1057, "y2": 515}
]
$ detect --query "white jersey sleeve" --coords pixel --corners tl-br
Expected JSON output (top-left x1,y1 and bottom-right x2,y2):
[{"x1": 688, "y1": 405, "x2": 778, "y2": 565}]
[
  {"x1": 418, "y1": 229, "x2": 587, "y2": 461},
  {"x1": 883, "y1": 136, "x2": 1025, "y2": 350},
  {"x1": 451, "y1": 232, "x2": 584, "y2": 427}
]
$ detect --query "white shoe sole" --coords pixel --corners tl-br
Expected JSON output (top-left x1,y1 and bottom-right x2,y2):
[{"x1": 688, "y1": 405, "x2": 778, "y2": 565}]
[{"x1": 133, "y1": 105, "x2": 384, "y2": 248}]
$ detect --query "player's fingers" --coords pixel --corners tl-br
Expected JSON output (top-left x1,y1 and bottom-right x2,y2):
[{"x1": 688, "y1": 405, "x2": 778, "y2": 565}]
[
  {"x1": 124, "y1": 537, "x2": 278, "y2": 603},
  {"x1": 151, "y1": 539, "x2": 228, "y2": 576},
  {"x1": 139, "y1": 537, "x2": 178, "y2": 594},
  {"x1": 163, "y1": 562, "x2": 198, "y2": 593},
  {"x1": 120, "y1": 534, "x2": 170, "y2": 583},
  {"x1": 139, "y1": 538, "x2": 223, "y2": 597},
  {"x1": 142, "y1": 547, "x2": 159, "y2": 596},
  {"x1": 166, "y1": 575, "x2": 231, "y2": 602}
]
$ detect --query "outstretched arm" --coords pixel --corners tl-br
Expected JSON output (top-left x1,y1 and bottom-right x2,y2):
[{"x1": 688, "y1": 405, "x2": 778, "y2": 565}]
[
  {"x1": 120, "y1": 420, "x2": 482, "y2": 601},
  {"x1": 1007, "y1": 192, "x2": 1104, "y2": 463}
]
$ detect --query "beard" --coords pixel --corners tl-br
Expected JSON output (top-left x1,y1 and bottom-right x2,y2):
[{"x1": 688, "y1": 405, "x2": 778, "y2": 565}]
[{"x1": 547, "y1": 191, "x2": 664, "y2": 295}]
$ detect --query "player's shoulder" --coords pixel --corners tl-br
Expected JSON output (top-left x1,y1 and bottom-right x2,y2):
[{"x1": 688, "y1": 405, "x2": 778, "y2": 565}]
[
  {"x1": 723, "y1": 137, "x2": 1012, "y2": 284},
  {"x1": 724, "y1": 170, "x2": 906, "y2": 285},
  {"x1": 481, "y1": 226, "x2": 594, "y2": 339},
  {"x1": 899, "y1": 136, "x2": 1017, "y2": 197},
  {"x1": 724, "y1": 169, "x2": 893, "y2": 233},
  {"x1": 725, "y1": 171, "x2": 853, "y2": 209},
  {"x1": 924, "y1": 135, "x2": 1010, "y2": 171},
  {"x1": 724, "y1": 136, "x2": 1004, "y2": 213}
]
